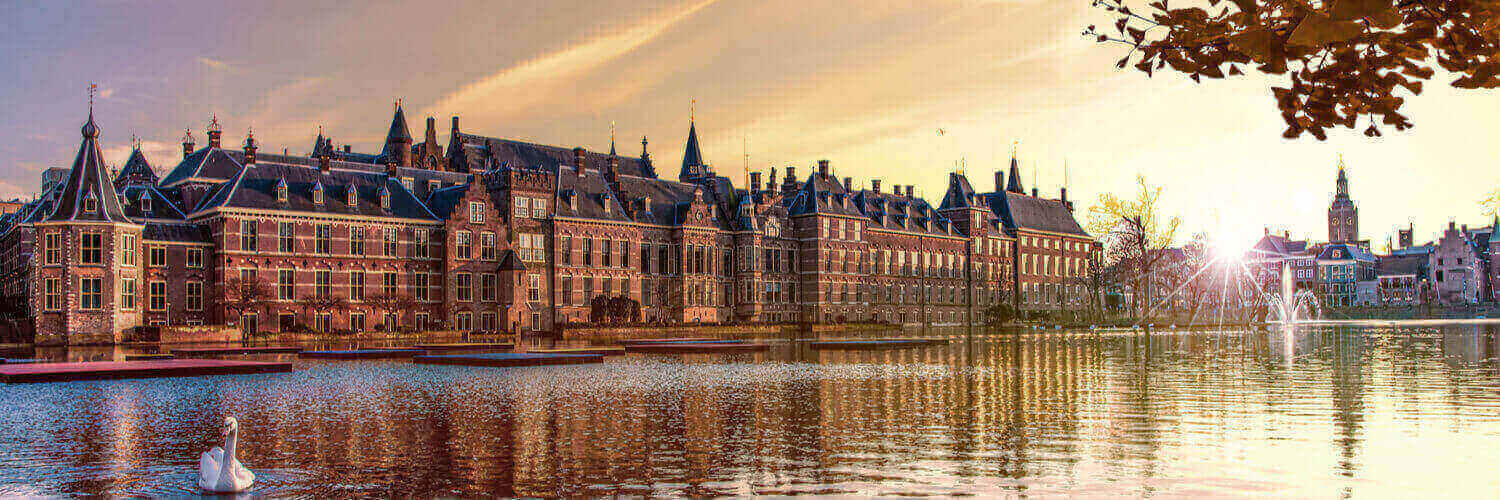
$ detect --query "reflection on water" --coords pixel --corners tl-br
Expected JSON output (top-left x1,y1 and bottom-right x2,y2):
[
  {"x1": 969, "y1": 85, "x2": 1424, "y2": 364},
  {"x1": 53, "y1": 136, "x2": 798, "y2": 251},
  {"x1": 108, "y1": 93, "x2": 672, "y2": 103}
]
[{"x1": 4, "y1": 325, "x2": 1500, "y2": 496}]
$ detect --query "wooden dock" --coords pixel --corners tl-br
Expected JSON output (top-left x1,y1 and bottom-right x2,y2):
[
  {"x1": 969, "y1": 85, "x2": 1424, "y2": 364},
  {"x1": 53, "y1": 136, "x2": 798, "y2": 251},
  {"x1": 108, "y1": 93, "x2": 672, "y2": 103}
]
[
  {"x1": 123, "y1": 353, "x2": 175, "y2": 361},
  {"x1": 807, "y1": 339, "x2": 949, "y2": 350},
  {"x1": 300, "y1": 348, "x2": 424, "y2": 359},
  {"x1": 172, "y1": 346, "x2": 303, "y2": 357},
  {"x1": 414, "y1": 352, "x2": 603, "y2": 367},
  {"x1": 624, "y1": 342, "x2": 770, "y2": 353},
  {"x1": 412, "y1": 342, "x2": 515, "y2": 351},
  {"x1": 529, "y1": 347, "x2": 626, "y2": 356},
  {"x1": 0, "y1": 359, "x2": 293, "y2": 383}
]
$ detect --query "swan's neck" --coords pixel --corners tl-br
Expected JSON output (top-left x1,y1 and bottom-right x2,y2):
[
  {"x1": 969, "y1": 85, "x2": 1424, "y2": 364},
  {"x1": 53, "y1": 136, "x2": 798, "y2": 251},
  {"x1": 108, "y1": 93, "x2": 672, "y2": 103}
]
[{"x1": 218, "y1": 426, "x2": 238, "y2": 486}]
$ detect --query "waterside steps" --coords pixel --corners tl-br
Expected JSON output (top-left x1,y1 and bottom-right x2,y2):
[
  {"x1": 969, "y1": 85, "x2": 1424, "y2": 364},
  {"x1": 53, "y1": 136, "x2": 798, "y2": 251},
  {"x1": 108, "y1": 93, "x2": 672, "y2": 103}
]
[
  {"x1": 0, "y1": 359, "x2": 293, "y2": 383},
  {"x1": 412, "y1": 342, "x2": 516, "y2": 351},
  {"x1": 123, "y1": 353, "x2": 175, "y2": 361},
  {"x1": 528, "y1": 347, "x2": 627, "y2": 356},
  {"x1": 413, "y1": 352, "x2": 604, "y2": 368},
  {"x1": 805, "y1": 338, "x2": 949, "y2": 350},
  {"x1": 299, "y1": 348, "x2": 425, "y2": 359},
  {"x1": 172, "y1": 346, "x2": 303, "y2": 357},
  {"x1": 624, "y1": 341, "x2": 771, "y2": 353}
]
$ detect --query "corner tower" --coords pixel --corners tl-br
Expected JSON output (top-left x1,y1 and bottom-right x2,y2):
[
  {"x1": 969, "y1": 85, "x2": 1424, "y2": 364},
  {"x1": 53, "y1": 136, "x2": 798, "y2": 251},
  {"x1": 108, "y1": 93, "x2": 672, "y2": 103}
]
[{"x1": 1328, "y1": 155, "x2": 1357, "y2": 243}]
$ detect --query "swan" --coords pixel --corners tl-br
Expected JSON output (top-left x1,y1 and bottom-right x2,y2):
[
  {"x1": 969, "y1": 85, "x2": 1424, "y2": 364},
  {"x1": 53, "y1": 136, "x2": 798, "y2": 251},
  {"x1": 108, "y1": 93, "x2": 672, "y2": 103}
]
[{"x1": 199, "y1": 416, "x2": 255, "y2": 493}]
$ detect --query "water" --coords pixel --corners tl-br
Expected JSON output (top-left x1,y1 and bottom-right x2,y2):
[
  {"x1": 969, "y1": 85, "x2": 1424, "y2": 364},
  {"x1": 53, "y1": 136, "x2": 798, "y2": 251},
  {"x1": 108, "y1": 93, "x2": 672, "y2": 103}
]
[{"x1": 4, "y1": 324, "x2": 1500, "y2": 497}]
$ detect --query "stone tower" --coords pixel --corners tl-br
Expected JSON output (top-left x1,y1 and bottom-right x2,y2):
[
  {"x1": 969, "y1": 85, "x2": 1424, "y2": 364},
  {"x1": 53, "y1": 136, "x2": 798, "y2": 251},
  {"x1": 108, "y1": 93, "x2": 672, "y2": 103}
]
[{"x1": 1328, "y1": 156, "x2": 1358, "y2": 243}]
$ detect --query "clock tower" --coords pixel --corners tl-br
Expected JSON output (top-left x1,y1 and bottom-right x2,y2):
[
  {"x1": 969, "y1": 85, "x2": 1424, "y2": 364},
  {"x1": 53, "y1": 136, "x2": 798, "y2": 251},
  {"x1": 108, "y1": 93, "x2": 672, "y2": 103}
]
[{"x1": 1328, "y1": 156, "x2": 1358, "y2": 243}]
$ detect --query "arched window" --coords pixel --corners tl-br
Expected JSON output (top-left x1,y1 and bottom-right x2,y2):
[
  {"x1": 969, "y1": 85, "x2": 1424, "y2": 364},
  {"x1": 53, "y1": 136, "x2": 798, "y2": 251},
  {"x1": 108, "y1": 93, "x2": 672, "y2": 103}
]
[{"x1": 312, "y1": 182, "x2": 324, "y2": 205}]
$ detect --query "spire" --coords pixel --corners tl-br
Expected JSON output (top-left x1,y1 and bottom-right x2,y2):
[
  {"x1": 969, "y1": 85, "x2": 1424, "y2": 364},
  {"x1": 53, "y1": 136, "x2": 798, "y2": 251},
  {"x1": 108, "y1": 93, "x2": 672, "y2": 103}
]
[
  {"x1": 1005, "y1": 151, "x2": 1023, "y2": 194},
  {"x1": 313, "y1": 125, "x2": 326, "y2": 155},
  {"x1": 679, "y1": 110, "x2": 706, "y2": 182},
  {"x1": 1333, "y1": 154, "x2": 1352, "y2": 204},
  {"x1": 609, "y1": 121, "x2": 617, "y2": 156},
  {"x1": 114, "y1": 144, "x2": 158, "y2": 189},
  {"x1": 46, "y1": 107, "x2": 130, "y2": 223},
  {"x1": 383, "y1": 99, "x2": 413, "y2": 167}
]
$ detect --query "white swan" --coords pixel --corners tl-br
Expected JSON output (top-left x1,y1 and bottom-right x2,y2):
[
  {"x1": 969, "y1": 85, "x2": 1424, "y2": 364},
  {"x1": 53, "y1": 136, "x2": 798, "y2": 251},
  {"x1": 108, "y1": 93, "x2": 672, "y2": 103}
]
[{"x1": 199, "y1": 416, "x2": 255, "y2": 493}]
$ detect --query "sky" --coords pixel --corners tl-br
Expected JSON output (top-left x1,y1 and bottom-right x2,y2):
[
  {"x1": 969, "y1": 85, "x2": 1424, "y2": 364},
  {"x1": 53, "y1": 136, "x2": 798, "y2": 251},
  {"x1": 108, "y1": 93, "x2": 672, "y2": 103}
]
[{"x1": 1, "y1": 0, "x2": 1498, "y2": 252}]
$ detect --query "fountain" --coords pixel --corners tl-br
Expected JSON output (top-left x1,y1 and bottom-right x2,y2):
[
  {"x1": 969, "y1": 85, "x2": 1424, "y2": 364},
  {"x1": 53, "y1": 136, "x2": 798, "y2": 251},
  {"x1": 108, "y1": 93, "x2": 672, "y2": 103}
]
[{"x1": 1267, "y1": 260, "x2": 1320, "y2": 323}]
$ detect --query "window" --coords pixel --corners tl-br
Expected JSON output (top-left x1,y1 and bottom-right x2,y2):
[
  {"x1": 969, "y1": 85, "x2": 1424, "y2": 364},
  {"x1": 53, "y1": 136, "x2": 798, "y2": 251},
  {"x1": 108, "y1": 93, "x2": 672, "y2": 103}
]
[
  {"x1": 349, "y1": 270, "x2": 364, "y2": 301},
  {"x1": 455, "y1": 231, "x2": 472, "y2": 259},
  {"x1": 350, "y1": 312, "x2": 365, "y2": 332},
  {"x1": 351, "y1": 227, "x2": 365, "y2": 255},
  {"x1": 560, "y1": 275, "x2": 573, "y2": 305},
  {"x1": 347, "y1": 186, "x2": 357, "y2": 206},
  {"x1": 382, "y1": 272, "x2": 398, "y2": 295},
  {"x1": 186, "y1": 281, "x2": 203, "y2": 311},
  {"x1": 517, "y1": 233, "x2": 543, "y2": 262},
  {"x1": 84, "y1": 194, "x2": 97, "y2": 213},
  {"x1": 480, "y1": 312, "x2": 497, "y2": 330},
  {"x1": 602, "y1": 240, "x2": 613, "y2": 267},
  {"x1": 315, "y1": 270, "x2": 331, "y2": 299},
  {"x1": 187, "y1": 248, "x2": 203, "y2": 268},
  {"x1": 414, "y1": 273, "x2": 429, "y2": 301},
  {"x1": 470, "y1": 201, "x2": 485, "y2": 223},
  {"x1": 43, "y1": 278, "x2": 61, "y2": 311},
  {"x1": 43, "y1": 233, "x2": 61, "y2": 265},
  {"x1": 379, "y1": 188, "x2": 390, "y2": 209},
  {"x1": 582, "y1": 239, "x2": 593, "y2": 266},
  {"x1": 531, "y1": 198, "x2": 546, "y2": 218},
  {"x1": 277, "y1": 269, "x2": 294, "y2": 300},
  {"x1": 312, "y1": 183, "x2": 324, "y2": 204},
  {"x1": 620, "y1": 240, "x2": 630, "y2": 268},
  {"x1": 80, "y1": 233, "x2": 102, "y2": 264},
  {"x1": 412, "y1": 229, "x2": 428, "y2": 258},
  {"x1": 80, "y1": 278, "x2": 102, "y2": 310},
  {"x1": 481, "y1": 232, "x2": 496, "y2": 260},
  {"x1": 240, "y1": 220, "x2": 257, "y2": 251},
  {"x1": 457, "y1": 273, "x2": 472, "y2": 301},
  {"x1": 315, "y1": 313, "x2": 331, "y2": 332},
  {"x1": 514, "y1": 197, "x2": 528, "y2": 218},
  {"x1": 455, "y1": 312, "x2": 472, "y2": 330},
  {"x1": 120, "y1": 235, "x2": 137, "y2": 266},
  {"x1": 641, "y1": 243, "x2": 651, "y2": 273},
  {"x1": 383, "y1": 227, "x2": 398, "y2": 256},
  {"x1": 528, "y1": 274, "x2": 541, "y2": 301},
  {"x1": 276, "y1": 180, "x2": 288, "y2": 202},
  {"x1": 140, "y1": 195, "x2": 151, "y2": 212},
  {"x1": 278, "y1": 222, "x2": 294, "y2": 252},
  {"x1": 315, "y1": 224, "x2": 331, "y2": 254},
  {"x1": 428, "y1": 180, "x2": 441, "y2": 193},
  {"x1": 479, "y1": 273, "x2": 496, "y2": 302},
  {"x1": 560, "y1": 236, "x2": 572, "y2": 265},
  {"x1": 148, "y1": 281, "x2": 166, "y2": 311}
]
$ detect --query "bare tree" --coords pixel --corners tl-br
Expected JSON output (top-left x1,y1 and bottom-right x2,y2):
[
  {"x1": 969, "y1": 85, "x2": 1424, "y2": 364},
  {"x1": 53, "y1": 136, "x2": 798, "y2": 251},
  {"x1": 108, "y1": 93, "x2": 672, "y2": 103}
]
[
  {"x1": 1087, "y1": 175, "x2": 1182, "y2": 321},
  {"x1": 221, "y1": 275, "x2": 274, "y2": 325}
]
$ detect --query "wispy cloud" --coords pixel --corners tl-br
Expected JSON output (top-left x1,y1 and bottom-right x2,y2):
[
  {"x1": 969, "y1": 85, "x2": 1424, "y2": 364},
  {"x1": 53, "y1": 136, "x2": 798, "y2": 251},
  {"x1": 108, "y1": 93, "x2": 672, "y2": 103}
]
[{"x1": 423, "y1": 0, "x2": 718, "y2": 121}]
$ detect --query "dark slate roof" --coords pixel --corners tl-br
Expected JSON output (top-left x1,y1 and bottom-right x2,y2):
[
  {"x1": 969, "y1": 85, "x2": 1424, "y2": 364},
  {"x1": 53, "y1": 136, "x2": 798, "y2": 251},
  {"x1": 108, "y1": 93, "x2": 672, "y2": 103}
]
[
  {"x1": 1377, "y1": 253, "x2": 1427, "y2": 276},
  {"x1": 679, "y1": 121, "x2": 705, "y2": 180},
  {"x1": 425, "y1": 184, "x2": 470, "y2": 220},
  {"x1": 1251, "y1": 234, "x2": 1311, "y2": 258},
  {"x1": 385, "y1": 105, "x2": 412, "y2": 143},
  {"x1": 1317, "y1": 242, "x2": 1375, "y2": 262},
  {"x1": 113, "y1": 147, "x2": 158, "y2": 189},
  {"x1": 855, "y1": 189, "x2": 956, "y2": 236},
  {"x1": 938, "y1": 172, "x2": 977, "y2": 210},
  {"x1": 143, "y1": 222, "x2": 209, "y2": 243},
  {"x1": 160, "y1": 147, "x2": 245, "y2": 186},
  {"x1": 192, "y1": 161, "x2": 437, "y2": 220},
  {"x1": 985, "y1": 190, "x2": 1087, "y2": 237},
  {"x1": 43, "y1": 113, "x2": 132, "y2": 224},
  {"x1": 451, "y1": 132, "x2": 656, "y2": 178},
  {"x1": 498, "y1": 250, "x2": 527, "y2": 271},
  {"x1": 787, "y1": 173, "x2": 865, "y2": 218},
  {"x1": 120, "y1": 185, "x2": 187, "y2": 220},
  {"x1": 1006, "y1": 156, "x2": 1024, "y2": 193},
  {"x1": 555, "y1": 167, "x2": 634, "y2": 223}
]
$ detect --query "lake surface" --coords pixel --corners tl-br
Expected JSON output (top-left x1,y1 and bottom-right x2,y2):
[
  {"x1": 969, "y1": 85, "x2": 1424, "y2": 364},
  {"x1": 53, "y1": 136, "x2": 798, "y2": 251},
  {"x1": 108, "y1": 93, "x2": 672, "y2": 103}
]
[{"x1": 4, "y1": 324, "x2": 1500, "y2": 497}]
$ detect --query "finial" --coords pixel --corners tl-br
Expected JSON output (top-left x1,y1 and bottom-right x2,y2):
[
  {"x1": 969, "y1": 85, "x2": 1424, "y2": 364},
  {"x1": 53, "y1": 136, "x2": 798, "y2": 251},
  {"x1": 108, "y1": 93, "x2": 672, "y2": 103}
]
[
  {"x1": 1337, "y1": 152, "x2": 1345, "y2": 171},
  {"x1": 690, "y1": 99, "x2": 695, "y2": 123},
  {"x1": 88, "y1": 83, "x2": 97, "y2": 113},
  {"x1": 208, "y1": 115, "x2": 221, "y2": 132},
  {"x1": 395, "y1": 98, "x2": 402, "y2": 110},
  {"x1": 318, "y1": 124, "x2": 324, "y2": 135}
]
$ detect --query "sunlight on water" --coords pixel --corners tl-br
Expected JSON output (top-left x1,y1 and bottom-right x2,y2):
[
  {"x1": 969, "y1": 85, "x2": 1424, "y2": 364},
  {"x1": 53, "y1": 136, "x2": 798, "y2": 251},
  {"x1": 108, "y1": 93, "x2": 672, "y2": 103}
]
[{"x1": 4, "y1": 325, "x2": 1500, "y2": 496}]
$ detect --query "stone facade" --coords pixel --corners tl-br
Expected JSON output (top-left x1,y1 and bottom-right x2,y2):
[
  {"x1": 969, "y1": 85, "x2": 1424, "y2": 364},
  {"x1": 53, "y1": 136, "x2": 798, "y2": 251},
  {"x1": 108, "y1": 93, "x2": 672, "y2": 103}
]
[{"x1": 0, "y1": 104, "x2": 1097, "y2": 345}]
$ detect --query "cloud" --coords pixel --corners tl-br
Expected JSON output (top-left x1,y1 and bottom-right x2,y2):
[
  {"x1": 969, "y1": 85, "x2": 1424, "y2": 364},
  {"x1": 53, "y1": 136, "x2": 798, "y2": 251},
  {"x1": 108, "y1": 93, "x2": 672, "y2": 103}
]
[{"x1": 423, "y1": 0, "x2": 718, "y2": 121}]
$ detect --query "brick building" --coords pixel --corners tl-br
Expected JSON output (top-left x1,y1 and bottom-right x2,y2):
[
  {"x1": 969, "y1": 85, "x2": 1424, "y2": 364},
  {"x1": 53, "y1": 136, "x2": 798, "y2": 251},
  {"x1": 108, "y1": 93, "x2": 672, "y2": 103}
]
[{"x1": 0, "y1": 103, "x2": 1095, "y2": 345}]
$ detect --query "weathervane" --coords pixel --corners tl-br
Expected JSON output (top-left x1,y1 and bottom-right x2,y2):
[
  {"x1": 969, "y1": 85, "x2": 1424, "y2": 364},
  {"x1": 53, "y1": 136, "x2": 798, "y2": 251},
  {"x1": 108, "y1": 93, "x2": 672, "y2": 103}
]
[
  {"x1": 88, "y1": 83, "x2": 97, "y2": 112},
  {"x1": 690, "y1": 99, "x2": 695, "y2": 123}
]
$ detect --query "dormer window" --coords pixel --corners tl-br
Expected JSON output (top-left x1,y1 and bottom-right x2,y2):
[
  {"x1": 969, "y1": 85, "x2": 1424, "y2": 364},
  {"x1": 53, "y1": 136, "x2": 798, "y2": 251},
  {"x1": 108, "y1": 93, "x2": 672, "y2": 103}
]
[
  {"x1": 312, "y1": 182, "x2": 324, "y2": 205},
  {"x1": 346, "y1": 186, "x2": 356, "y2": 206},
  {"x1": 379, "y1": 186, "x2": 391, "y2": 209},
  {"x1": 83, "y1": 192, "x2": 97, "y2": 213},
  {"x1": 276, "y1": 179, "x2": 288, "y2": 202},
  {"x1": 139, "y1": 192, "x2": 151, "y2": 212}
]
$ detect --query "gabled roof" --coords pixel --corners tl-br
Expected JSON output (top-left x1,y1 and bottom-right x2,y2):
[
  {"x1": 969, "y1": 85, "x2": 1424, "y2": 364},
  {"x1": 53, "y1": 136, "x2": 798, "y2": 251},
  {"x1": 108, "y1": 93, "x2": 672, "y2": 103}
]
[
  {"x1": 192, "y1": 161, "x2": 437, "y2": 221},
  {"x1": 113, "y1": 147, "x2": 158, "y2": 189},
  {"x1": 424, "y1": 184, "x2": 471, "y2": 220},
  {"x1": 788, "y1": 172, "x2": 864, "y2": 218},
  {"x1": 1377, "y1": 253, "x2": 1427, "y2": 276},
  {"x1": 939, "y1": 172, "x2": 977, "y2": 210},
  {"x1": 450, "y1": 132, "x2": 657, "y2": 178},
  {"x1": 1318, "y1": 242, "x2": 1375, "y2": 262},
  {"x1": 160, "y1": 147, "x2": 245, "y2": 186},
  {"x1": 985, "y1": 190, "x2": 1087, "y2": 237},
  {"x1": 120, "y1": 185, "x2": 187, "y2": 220},
  {"x1": 43, "y1": 112, "x2": 132, "y2": 224},
  {"x1": 498, "y1": 250, "x2": 527, "y2": 271}
]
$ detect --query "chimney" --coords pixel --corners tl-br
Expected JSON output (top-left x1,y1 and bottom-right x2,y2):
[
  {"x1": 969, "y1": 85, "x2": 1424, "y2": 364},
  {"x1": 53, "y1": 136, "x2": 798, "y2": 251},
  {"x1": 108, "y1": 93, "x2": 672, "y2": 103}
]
[
  {"x1": 573, "y1": 147, "x2": 586, "y2": 177},
  {"x1": 1264, "y1": 227, "x2": 1270, "y2": 236},
  {"x1": 783, "y1": 166, "x2": 798, "y2": 194},
  {"x1": 768, "y1": 167, "x2": 777, "y2": 192},
  {"x1": 343, "y1": 145, "x2": 351, "y2": 153},
  {"x1": 182, "y1": 129, "x2": 195, "y2": 158},
  {"x1": 452, "y1": 116, "x2": 460, "y2": 134},
  {"x1": 843, "y1": 176, "x2": 852, "y2": 191},
  {"x1": 207, "y1": 117, "x2": 223, "y2": 149},
  {"x1": 425, "y1": 117, "x2": 437, "y2": 145},
  {"x1": 818, "y1": 159, "x2": 830, "y2": 178},
  {"x1": 1284, "y1": 230, "x2": 1290, "y2": 238},
  {"x1": 995, "y1": 171, "x2": 1004, "y2": 192},
  {"x1": 1031, "y1": 188, "x2": 1038, "y2": 197},
  {"x1": 872, "y1": 179, "x2": 881, "y2": 193},
  {"x1": 750, "y1": 172, "x2": 762, "y2": 195},
  {"x1": 1060, "y1": 186, "x2": 1068, "y2": 203},
  {"x1": 906, "y1": 185, "x2": 915, "y2": 198}
]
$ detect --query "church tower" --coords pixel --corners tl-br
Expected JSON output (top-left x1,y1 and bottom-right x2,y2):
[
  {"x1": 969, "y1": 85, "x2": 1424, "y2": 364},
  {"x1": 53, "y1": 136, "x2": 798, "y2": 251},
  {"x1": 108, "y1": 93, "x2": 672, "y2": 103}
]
[{"x1": 1328, "y1": 155, "x2": 1358, "y2": 243}]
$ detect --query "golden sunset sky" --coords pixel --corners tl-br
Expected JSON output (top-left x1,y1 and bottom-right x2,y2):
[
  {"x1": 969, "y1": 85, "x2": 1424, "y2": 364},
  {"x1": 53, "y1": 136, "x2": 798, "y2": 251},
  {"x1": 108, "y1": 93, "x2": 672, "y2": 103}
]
[{"x1": 2, "y1": 0, "x2": 1497, "y2": 250}]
